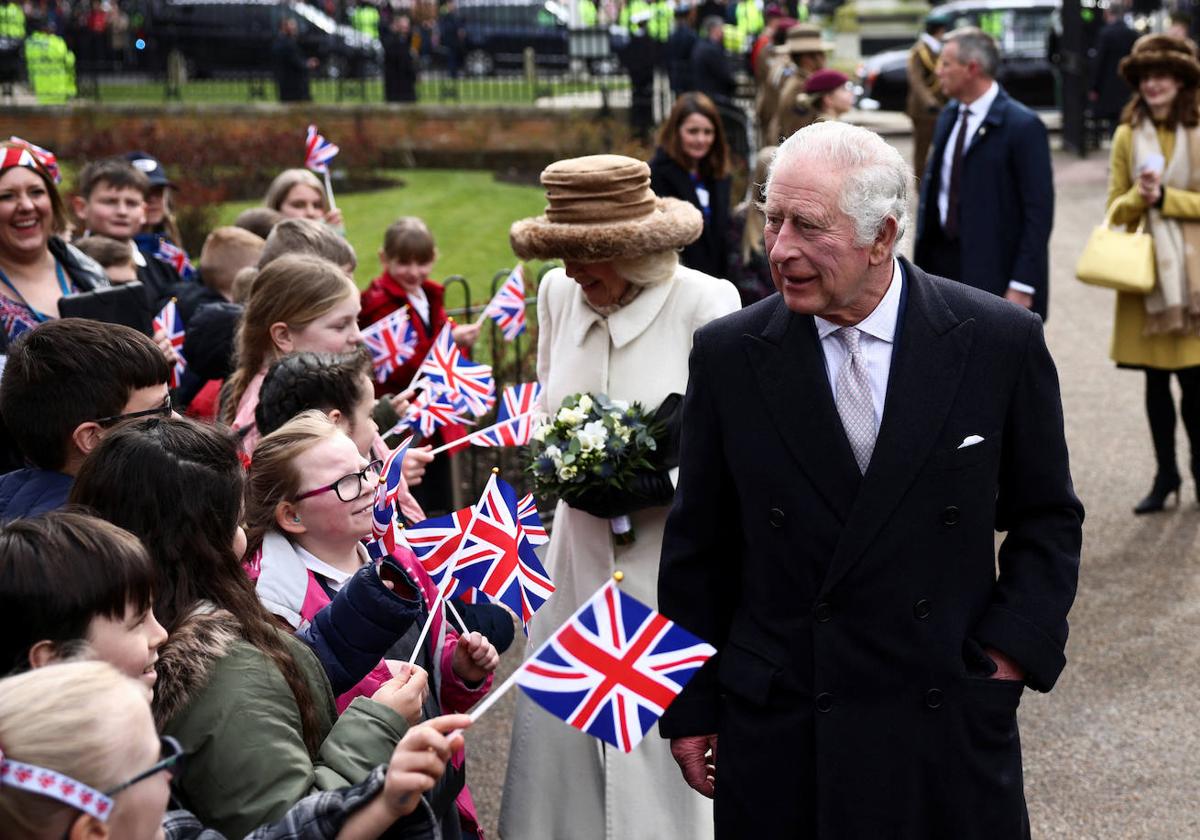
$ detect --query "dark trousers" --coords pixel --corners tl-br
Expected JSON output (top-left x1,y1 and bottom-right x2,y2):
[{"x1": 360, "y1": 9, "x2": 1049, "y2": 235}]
[{"x1": 1144, "y1": 367, "x2": 1200, "y2": 481}]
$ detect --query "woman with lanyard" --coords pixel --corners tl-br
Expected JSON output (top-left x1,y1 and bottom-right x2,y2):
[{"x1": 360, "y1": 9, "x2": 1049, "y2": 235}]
[
  {"x1": 0, "y1": 141, "x2": 110, "y2": 351},
  {"x1": 648, "y1": 92, "x2": 734, "y2": 280}
]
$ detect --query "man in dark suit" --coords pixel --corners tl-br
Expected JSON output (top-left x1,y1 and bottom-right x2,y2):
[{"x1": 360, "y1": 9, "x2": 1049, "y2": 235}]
[
  {"x1": 690, "y1": 15, "x2": 735, "y2": 105},
  {"x1": 1089, "y1": 3, "x2": 1139, "y2": 134},
  {"x1": 658, "y1": 120, "x2": 1082, "y2": 838},
  {"x1": 272, "y1": 17, "x2": 313, "y2": 103},
  {"x1": 914, "y1": 27, "x2": 1054, "y2": 319}
]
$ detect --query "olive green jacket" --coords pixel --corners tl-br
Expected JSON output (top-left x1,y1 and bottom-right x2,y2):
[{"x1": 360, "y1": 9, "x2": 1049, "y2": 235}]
[{"x1": 154, "y1": 605, "x2": 409, "y2": 839}]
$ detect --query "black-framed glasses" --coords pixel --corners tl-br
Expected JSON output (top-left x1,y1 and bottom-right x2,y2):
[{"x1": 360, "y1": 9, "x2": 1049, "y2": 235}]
[
  {"x1": 295, "y1": 459, "x2": 383, "y2": 503},
  {"x1": 94, "y1": 394, "x2": 173, "y2": 427},
  {"x1": 104, "y1": 736, "x2": 185, "y2": 797}
]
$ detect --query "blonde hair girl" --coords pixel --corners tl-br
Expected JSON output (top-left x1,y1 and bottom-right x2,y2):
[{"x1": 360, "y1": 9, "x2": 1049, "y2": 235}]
[{"x1": 263, "y1": 168, "x2": 344, "y2": 231}]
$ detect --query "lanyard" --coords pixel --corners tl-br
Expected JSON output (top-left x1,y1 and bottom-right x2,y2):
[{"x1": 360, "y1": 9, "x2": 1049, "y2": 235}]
[{"x1": 0, "y1": 260, "x2": 71, "y2": 323}]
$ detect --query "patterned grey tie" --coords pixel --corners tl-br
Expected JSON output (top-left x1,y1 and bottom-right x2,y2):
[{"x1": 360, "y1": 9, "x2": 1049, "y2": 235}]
[{"x1": 834, "y1": 327, "x2": 877, "y2": 474}]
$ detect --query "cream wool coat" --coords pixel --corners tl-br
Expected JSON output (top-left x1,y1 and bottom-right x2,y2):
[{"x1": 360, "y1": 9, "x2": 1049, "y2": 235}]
[{"x1": 498, "y1": 264, "x2": 739, "y2": 840}]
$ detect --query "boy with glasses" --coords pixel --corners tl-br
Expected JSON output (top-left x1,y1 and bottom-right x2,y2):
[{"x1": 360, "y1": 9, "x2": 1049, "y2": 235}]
[{"x1": 0, "y1": 318, "x2": 170, "y2": 521}]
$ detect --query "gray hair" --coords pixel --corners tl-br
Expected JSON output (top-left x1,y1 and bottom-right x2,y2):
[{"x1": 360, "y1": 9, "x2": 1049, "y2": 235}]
[
  {"x1": 765, "y1": 121, "x2": 912, "y2": 253},
  {"x1": 613, "y1": 249, "x2": 679, "y2": 287},
  {"x1": 945, "y1": 27, "x2": 1000, "y2": 78},
  {"x1": 701, "y1": 15, "x2": 724, "y2": 36}
]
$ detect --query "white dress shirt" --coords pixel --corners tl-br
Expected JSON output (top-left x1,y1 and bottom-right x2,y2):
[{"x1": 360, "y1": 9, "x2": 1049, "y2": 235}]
[
  {"x1": 407, "y1": 284, "x2": 431, "y2": 327},
  {"x1": 814, "y1": 258, "x2": 903, "y2": 427},
  {"x1": 935, "y1": 82, "x2": 1034, "y2": 295}
]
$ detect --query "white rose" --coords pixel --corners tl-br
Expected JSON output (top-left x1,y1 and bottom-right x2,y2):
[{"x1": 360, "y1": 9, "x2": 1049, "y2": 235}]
[
  {"x1": 558, "y1": 464, "x2": 578, "y2": 481},
  {"x1": 577, "y1": 394, "x2": 594, "y2": 413},
  {"x1": 576, "y1": 420, "x2": 609, "y2": 453},
  {"x1": 531, "y1": 422, "x2": 549, "y2": 443},
  {"x1": 544, "y1": 445, "x2": 563, "y2": 467},
  {"x1": 557, "y1": 406, "x2": 585, "y2": 427}
]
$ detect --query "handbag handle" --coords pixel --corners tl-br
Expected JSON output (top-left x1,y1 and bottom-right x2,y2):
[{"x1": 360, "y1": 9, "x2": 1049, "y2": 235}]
[{"x1": 1104, "y1": 201, "x2": 1149, "y2": 234}]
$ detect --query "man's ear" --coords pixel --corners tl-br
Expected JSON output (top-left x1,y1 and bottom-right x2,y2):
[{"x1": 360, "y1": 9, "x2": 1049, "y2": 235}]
[
  {"x1": 71, "y1": 421, "x2": 105, "y2": 459},
  {"x1": 869, "y1": 216, "x2": 899, "y2": 265},
  {"x1": 269, "y1": 321, "x2": 294, "y2": 354},
  {"x1": 275, "y1": 500, "x2": 306, "y2": 536},
  {"x1": 27, "y1": 639, "x2": 61, "y2": 669}
]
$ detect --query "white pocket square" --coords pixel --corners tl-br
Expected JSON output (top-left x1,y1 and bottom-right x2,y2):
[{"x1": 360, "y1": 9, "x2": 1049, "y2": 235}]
[{"x1": 957, "y1": 435, "x2": 985, "y2": 449}]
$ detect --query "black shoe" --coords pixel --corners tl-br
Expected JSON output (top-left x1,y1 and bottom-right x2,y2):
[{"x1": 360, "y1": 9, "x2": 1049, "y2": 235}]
[{"x1": 1134, "y1": 473, "x2": 1182, "y2": 514}]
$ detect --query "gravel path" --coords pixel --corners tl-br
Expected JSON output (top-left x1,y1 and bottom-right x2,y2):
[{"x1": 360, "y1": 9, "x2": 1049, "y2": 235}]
[{"x1": 465, "y1": 140, "x2": 1200, "y2": 838}]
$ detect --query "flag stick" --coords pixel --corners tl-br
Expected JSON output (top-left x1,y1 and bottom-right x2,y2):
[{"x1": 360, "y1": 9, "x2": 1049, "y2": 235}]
[
  {"x1": 445, "y1": 596, "x2": 468, "y2": 634},
  {"x1": 323, "y1": 167, "x2": 337, "y2": 211},
  {"x1": 427, "y1": 409, "x2": 541, "y2": 456},
  {"x1": 467, "y1": 666, "x2": 522, "y2": 723},
  {"x1": 406, "y1": 471, "x2": 494, "y2": 664}
]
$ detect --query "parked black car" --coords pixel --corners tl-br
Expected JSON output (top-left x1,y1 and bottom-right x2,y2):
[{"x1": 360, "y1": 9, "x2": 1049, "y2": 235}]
[
  {"x1": 145, "y1": 0, "x2": 381, "y2": 78},
  {"x1": 457, "y1": 0, "x2": 619, "y2": 76},
  {"x1": 857, "y1": 0, "x2": 1060, "y2": 111}
]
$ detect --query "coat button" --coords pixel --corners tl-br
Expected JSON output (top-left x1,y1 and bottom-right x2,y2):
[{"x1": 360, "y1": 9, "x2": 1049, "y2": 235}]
[
  {"x1": 815, "y1": 692, "x2": 834, "y2": 713},
  {"x1": 814, "y1": 602, "x2": 832, "y2": 623},
  {"x1": 768, "y1": 508, "x2": 785, "y2": 528},
  {"x1": 942, "y1": 506, "x2": 960, "y2": 526},
  {"x1": 913, "y1": 599, "x2": 932, "y2": 620},
  {"x1": 925, "y1": 688, "x2": 944, "y2": 709}
]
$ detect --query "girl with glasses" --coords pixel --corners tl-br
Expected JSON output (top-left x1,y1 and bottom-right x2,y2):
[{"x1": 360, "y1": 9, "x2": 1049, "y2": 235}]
[
  {"x1": 67, "y1": 416, "x2": 432, "y2": 838},
  {"x1": 245, "y1": 411, "x2": 499, "y2": 840},
  {"x1": 0, "y1": 661, "x2": 474, "y2": 839}
]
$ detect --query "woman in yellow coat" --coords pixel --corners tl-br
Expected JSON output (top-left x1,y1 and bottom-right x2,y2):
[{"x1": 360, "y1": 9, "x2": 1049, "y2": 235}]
[{"x1": 1108, "y1": 34, "x2": 1200, "y2": 513}]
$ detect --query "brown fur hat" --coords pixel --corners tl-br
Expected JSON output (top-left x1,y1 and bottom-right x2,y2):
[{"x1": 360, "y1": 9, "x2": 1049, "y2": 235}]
[
  {"x1": 510, "y1": 154, "x2": 703, "y2": 262},
  {"x1": 1120, "y1": 34, "x2": 1200, "y2": 87}
]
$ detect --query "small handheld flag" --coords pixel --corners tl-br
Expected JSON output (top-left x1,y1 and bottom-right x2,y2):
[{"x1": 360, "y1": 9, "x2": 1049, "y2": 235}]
[
  {"x1": 152, "y1": 299, "x2": 187, "y2": 389},
  {"x1": 404, "y1": 387, "x2": 473, "y2": 439},
  {"x1": 362, "y1": 309, "x2": 418, "y2": 383},
  {"x1": 481, "y1": 265, "x2": 527, "y2": 341},
  {"x1": 415, "y1": 323, "x2": 495, "y2": 418},
  {"x1": 304, "y1": 125, "x2": 340, "y2": 174},
  {"x1": 154, "y1": 238, "x2": 197, "y2": 282}
]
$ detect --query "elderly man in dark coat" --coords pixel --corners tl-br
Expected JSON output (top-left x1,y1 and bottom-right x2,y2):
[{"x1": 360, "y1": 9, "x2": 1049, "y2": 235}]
[
  {"x1": 914, "y1": 27, "x2": 1054, "y2": 319},
  {"x1": 658, "y1": 119, "x2": 1082, "y2": 839}
]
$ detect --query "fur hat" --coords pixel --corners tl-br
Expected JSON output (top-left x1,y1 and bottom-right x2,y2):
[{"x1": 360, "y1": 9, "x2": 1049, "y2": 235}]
[
  {"x1": 510, "y1": 155, "x2": 703, "y2": 262},
  {"x1": 774, "y1": 23, "x2": 833, "y2": 56},
  {"x1": 1119, "y1": 34, "x2": 1200, "y2": 87}
]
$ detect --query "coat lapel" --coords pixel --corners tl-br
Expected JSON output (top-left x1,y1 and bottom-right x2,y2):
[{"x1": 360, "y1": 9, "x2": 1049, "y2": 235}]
[
  {"x1": 743, "y1": 298, "x2": 862, "y2": 522},
  {"x1": 820, "y1": 260, "x2": 974, "y2": 595},
  {"x1": 963, "y1": 87, "x2": 1009, "y2": 160}
]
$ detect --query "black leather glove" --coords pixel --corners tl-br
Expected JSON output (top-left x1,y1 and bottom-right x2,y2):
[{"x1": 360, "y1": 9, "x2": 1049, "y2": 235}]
[
  {"x1": 566, "y1": 469, "x2": 675, "y2": 519},
  {"x1": 650, "y1": 393, "x2": 684, "y2": 469}
]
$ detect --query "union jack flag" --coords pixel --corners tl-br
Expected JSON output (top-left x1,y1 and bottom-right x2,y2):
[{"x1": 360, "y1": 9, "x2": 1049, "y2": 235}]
[
  {"x1": 448, "y1": 473, "x2": 554, "y2": 627},
  {"x1": 8, "y1": 137, "x2": 60, "y2": 183},
  {"x1": 517, "y1": 492, "x2": 548, "y2": 546},
  {"x1": 415, "y1": 323, "x2": 495, "y2": 418},
  {"x1": 362, "y1": 309, "x2": 418, "y2": 383},
  {"x1": 304, "y1": 125, "x2": 340, "y2": 173},
  {"x1": 370, "y1": 436, "x2": 413, "y2": 544},
  {"x1": 154, "y1": 238, "x2": 197, "y2": 281},
  {"x1": 152, "y1": 299, "x2": 187, "y2": 389},
  {"x1": 482, "y1": 265, "x2": 527, "y2": 341},
  {"x1": 404, "y1": 507, "x2": 473, "y2": 599},
  {"x1": 472, "y1": 382, "x2": 544, "y2": 448},
  {"x1": 514, "y1": 580, "x2": 715, "y2": 752},
  {"x1": 404, "y1": 387, "x2": 472, "y2": 438}
]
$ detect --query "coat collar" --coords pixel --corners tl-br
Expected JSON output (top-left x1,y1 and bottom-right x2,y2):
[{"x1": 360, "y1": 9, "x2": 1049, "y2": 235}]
[{"x1": 567, "y1": 275, "x2": 677, "y2": 349}]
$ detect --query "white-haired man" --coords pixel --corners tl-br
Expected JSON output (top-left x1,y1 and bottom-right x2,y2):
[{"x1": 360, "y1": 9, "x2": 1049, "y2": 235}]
[{"x1": 658, "y1": 120, "x2": 1082, "y2": 838}]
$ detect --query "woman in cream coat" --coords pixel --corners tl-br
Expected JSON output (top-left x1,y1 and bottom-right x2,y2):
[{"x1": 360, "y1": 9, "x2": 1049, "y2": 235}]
[{"x1": 499, "y1": 155, "x2": 740, "y2": 839}]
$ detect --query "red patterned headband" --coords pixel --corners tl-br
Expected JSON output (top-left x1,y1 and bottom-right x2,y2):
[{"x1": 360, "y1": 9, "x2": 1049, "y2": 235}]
[
  {"x1": 0, "y1": 746, "x2": 114, "y2": 821},
  {"x1": 2, "y1": 138, "x2": 62, "y2": 184}
]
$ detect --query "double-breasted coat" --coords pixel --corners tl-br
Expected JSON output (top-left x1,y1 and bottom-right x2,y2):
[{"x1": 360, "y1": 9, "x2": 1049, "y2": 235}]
[
  {"x1": 914, "y1": 86, "x2": 1055, "y2": 319},
  {"x1": 658, "y1": 260, "x2": 1083, "y2": 839},
  {"x1": 499, "y1": 264, "x2": 739, "y2": 840}
]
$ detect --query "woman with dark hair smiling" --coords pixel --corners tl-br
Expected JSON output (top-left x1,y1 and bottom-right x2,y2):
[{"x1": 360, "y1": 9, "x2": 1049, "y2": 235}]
[
  {"x1": 648, "y1": 92, "x2": 733, "y2": 280},
  {"x1": 68, "y1": 416, "x2": 420, "y2": 838}
]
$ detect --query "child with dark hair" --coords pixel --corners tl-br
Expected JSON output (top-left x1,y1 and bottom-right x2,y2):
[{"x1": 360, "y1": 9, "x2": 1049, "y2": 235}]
[
  {"x1": 71, "y1": 158, "x2": 185, "y2": 307},
  {"x1": 0, "y1": 510, "x2": 165, "y2": 688},
  {"x1": 0, "y1": 319, "x2": 170, "y2": 520},
  {"x1": 68, "y1": 416, "x2": 426, "y2": 838},
  {"x1": 73, "y1": 234, "x2": 138, "y2": 284}
]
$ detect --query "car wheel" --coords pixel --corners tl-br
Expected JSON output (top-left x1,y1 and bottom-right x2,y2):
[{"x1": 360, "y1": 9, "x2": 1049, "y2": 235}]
[{"x1": 465, "y1": 49, "x2": 493, "y2": 76}]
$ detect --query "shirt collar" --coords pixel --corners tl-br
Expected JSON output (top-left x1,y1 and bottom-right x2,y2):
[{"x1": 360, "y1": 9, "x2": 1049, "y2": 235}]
[
  {"x1": 961, "y1": 80, "x2": 1000, "y2": 119},
  {"x1": 130, "y1": 241, "x2": 147, "y2": 267},
  {"x1": 815, "y1": 258, "x2": 903, "y2": 342},
  {"x1": 294, "y1": 542, "x2": 368, "y2": 587}
]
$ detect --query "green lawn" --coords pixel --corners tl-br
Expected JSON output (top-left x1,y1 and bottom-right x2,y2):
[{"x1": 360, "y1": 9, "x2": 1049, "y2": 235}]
[
  {"x1": 95, "y1": 77, "x2": 628, "y2": 106},
  {"x1": 217, "y1": 168, "x2": 556, "y2": 302}
]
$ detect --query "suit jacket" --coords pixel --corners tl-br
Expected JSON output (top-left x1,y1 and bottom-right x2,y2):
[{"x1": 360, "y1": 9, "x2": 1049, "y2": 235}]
[
  {"x1": 649, "y1": 147, "x2": 731, "y2": 280},
  {"x1": 1090, "y1": 20, "x2": 1138, "y2": 119},
  {"x1": 914, "y1": 86, "x2": 1054, "y2": 319},
  {"x1": 689, "y1": 37, "x2": 734, "y2": 104},
  {"x1": 658, "y1": 260, "x2": 1083, "y2": 839}
]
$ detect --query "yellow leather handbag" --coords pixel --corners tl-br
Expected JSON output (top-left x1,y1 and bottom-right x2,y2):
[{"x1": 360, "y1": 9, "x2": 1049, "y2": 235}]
[{"x1": 1075, "y1": 206, "x2": 1156, "y2": 294}]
